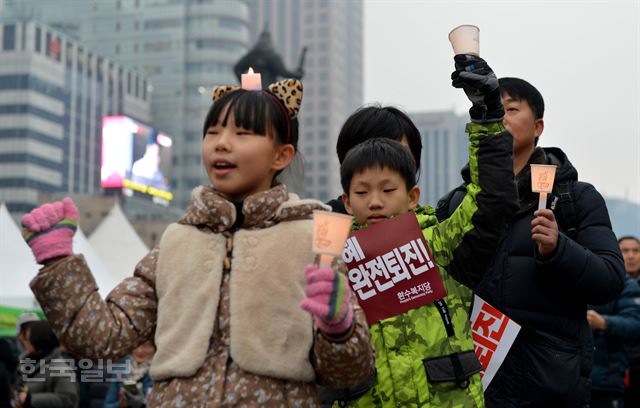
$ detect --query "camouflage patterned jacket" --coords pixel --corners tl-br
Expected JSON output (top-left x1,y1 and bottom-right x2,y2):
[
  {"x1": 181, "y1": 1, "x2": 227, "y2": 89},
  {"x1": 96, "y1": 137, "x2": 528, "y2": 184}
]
[{"x1": 345, "y1": 122, "x2": 518, "y2": 408}]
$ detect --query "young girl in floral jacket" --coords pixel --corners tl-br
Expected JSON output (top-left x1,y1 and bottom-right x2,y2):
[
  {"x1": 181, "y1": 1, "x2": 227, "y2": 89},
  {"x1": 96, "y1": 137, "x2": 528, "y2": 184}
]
[{"x1": 21, "y1": 79, "x2": 374, "y2": 407}]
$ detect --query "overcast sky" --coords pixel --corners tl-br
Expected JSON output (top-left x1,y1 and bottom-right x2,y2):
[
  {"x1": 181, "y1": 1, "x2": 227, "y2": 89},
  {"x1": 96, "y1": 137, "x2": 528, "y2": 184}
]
[{"x1": 364, "y1": 0, "x2": 639, "y2": 204}]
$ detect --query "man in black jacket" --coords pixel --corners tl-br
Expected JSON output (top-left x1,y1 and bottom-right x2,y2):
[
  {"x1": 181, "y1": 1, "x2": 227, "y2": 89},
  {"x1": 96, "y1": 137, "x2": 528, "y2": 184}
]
[{"x1": 437, "y1": 77, "x2": 625, "y2": 407}]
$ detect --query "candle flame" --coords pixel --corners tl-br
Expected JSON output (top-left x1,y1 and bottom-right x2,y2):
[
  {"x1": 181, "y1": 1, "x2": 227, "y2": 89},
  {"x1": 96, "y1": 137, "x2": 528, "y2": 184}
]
[{"x1": 247, "y1": 67, "x2": 255, "y2": 74}]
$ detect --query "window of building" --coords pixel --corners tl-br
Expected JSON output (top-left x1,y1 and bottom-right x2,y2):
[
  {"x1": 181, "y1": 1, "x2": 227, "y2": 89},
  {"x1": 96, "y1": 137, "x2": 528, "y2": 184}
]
[
  {"x1": 319, "y1": 161, "x2": 328, "y2": 170},
  {"x1": 318, "y1": 191, "x2": 329, "y2": 201},
  {"x1": 319, "y1": 131, "x2": 328, "y2": 140},
  {"x1": 96, "y1": 57, "x2": 103, "y2": 81},
  {"x1": 2, "y1": 25, "x2": 15, "y2": 51},
  {"x1": 306, "y1": 162, "x2": 314, "y2": 171},
  {"x1": 127, "y1": 72, "x2": 131, "y2": 94},
  {"x1": 65, "y1": 42, "x2": 73, "y2": 67},
  {"x1": 319, "y1": 116, "x2": 328, "y2": 125},
  {"x1": 319, "y1": 71, "x2": 328, "y2": 80},
  {"x1": 87, "y1": 52, "x2": 93, "y2": 78},
  {"x1": 77, "y1": 47, "x2": 84, "y2": 72},
  {"x1": 304, "y1": 132, "x2": 313, "y2": 141},
  {"x1": 319, "y1": 176, "x2": 328, "y2": 186},
  {"x1": 21, "y1": 22, "x2": 26, "y2": 50},
  {"x1": 115, "y1": 44, "x2": 120, "y2": 54},
  {"x1": 144, "y1": 40, "x2": 172, "y2": 52},
  {"x1": 35, "y1": 26, "x2": 41, "y2": 52},
  {"x1": 116, "y1": 22, "x2": 120, "y2": 31},
  {"x1": 219, "y1": 18, "x2": 245, "y2": 32},
  {"x1": 319, "y1": 145, "x2": 328, "y2": 155},
  {"x1": 306, "y1": 177, "x2": 313, "y2": 186},
  {"x1": 144, "y1": 18, "x2": 182, "y2": 30}
]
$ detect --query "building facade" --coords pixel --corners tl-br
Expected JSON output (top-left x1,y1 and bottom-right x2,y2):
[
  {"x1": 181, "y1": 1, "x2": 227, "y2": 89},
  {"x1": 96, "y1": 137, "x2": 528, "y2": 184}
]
[
  {"x1": 248, "y1": 0, "x2": 364, "y2": 201},
  {"x1": 4, "y1": 0, "x2": 251, "y2": 208},
  {"x1": 409, "y1": 111, "x2": 468, "y2": 205},
  {"x1": 0, "y1": 20, "x2": 150, "y2": 214}
]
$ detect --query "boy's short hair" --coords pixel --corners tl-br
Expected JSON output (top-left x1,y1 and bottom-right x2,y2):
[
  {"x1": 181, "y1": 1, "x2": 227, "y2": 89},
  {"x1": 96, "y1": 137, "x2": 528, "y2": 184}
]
[
  {"x1": 499, "y1": 77, "x2": 545, "y2": 120},
  {"x1": 336, "y1": 105, "x2": 422, "y2": 171},
  {"x1": 340, "y1": 138, "x2": 417, "y2": 194}
]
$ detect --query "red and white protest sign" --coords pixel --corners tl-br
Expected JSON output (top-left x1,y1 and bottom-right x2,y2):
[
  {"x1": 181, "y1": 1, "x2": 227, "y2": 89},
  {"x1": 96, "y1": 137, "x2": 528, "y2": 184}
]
[
  {"x1": 341, "y1": 212, "x2": 447, "y2": 325},
  {"x1": 470, "y1": 295, "x2": 521, "y2": 390}
]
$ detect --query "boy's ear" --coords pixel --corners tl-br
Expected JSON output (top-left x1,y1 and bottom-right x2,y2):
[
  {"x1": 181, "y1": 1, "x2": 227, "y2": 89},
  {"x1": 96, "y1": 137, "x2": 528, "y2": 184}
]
[
  {"x1": 534, "y1": 118, "x2": 544, "y2": 139},
  {"x1": 271, "y1": 144, "x2": 295, "y2": 172},
  {"x1": 408, "y1": 185, "x2": 420, "y2": 210},
  {"x1": 341, "y1": 192, "x2": 354, "y2": 215}
]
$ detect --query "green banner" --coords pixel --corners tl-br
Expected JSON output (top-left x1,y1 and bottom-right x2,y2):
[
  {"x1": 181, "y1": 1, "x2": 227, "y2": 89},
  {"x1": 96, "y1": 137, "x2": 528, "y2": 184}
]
[{"x1": 0, "y1": 305, "x2": 45, "y2": 337}]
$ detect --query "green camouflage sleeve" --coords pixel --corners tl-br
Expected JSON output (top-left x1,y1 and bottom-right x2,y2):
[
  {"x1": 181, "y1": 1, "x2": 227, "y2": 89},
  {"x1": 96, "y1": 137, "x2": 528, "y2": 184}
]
[{"x1": 424, "y1": 122, "x2": 517, "y2": 288}]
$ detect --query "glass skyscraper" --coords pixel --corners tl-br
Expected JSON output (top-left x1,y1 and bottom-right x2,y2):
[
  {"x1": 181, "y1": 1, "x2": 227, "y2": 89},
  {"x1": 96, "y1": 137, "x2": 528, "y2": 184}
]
[{"x1": 0, "y1": 19, "x2": 150, "y2": 214}]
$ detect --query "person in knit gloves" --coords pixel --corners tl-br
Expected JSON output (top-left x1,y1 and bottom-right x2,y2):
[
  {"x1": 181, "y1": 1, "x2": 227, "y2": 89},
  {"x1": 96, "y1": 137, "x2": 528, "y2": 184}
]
[
  {"x1": 436, "y1": 77, "x2": 625, "y2": 406},
  {"x1": 20, "y1": 79, "x2": 373, "y2": 407},
  {"x1": 335, "y1": 54, "x2": 517, "y2": 407}
]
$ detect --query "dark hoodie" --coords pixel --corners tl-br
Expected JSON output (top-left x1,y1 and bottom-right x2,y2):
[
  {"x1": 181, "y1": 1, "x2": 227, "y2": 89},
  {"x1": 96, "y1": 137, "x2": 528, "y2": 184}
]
[{"x1": 436, "y1": 146, "x2": 625, "y2": 408}]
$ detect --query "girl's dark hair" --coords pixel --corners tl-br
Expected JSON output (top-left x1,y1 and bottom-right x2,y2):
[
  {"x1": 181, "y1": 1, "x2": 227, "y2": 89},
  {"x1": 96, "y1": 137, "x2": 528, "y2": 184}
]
[
  {"x1": 341, "y1": 138, "x2": 417, "y2": 194},
  {"x1": 203, "y1": 89, "x2": 299, "y2": 151},
  {"x1": 336, "y1": 105, "x2": 422, "y2": 172},
  {"x1": 26, "y1": 321, "x2": 59, "y2": 356}
]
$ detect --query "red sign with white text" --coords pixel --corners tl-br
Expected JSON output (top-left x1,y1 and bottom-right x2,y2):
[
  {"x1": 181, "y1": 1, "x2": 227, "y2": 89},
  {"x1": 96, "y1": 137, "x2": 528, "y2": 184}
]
[
  {"x1": 470, "y1": 295, "x2": 521, "y2": 390},
  {"x1": 342, "y1": 212, "x2": 447, "y2": 325}
]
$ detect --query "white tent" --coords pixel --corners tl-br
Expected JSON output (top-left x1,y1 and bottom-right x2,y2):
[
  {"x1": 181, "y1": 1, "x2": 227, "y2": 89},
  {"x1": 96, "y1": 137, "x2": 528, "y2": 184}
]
[
  {"x1": 0, "y1": 203, "x2": 40, "y2": 308},
  {"x1": 89, "y1": 203, "x2": 149, "y2": 281},
  {"x1": 0, "y1": 203, "x2": 121, "y2": 308},
  {"x1": 73, "y1": 229, "x2": 122, "y2": 296}
]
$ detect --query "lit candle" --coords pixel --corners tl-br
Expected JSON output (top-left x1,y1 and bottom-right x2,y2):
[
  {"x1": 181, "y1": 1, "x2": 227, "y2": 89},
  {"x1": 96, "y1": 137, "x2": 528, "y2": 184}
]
[{"x1": 241, "y1": 67, "x2": 262, "y2": 90}]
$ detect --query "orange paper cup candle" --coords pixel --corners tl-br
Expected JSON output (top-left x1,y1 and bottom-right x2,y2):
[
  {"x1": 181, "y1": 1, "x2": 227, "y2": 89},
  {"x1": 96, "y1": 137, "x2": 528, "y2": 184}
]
[
  {"x1": 448, "y1": 24, "x2": 480, "y2": 56},
  {"x1": 530, "y1": 164, "x2": 557, "y2": 211},
  {"x1": 312, "y1": 211, "x2": 353, "y2": 267},
  {"x1": 241, "y1": 67, "x2": 262, "y2": 90}
]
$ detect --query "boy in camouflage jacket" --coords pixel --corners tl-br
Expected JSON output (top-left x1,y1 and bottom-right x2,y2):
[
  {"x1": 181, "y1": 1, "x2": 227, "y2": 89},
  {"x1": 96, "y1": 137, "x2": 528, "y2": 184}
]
[{"x1": 336, "y1": 55, "x2": 517, "y2": 407}]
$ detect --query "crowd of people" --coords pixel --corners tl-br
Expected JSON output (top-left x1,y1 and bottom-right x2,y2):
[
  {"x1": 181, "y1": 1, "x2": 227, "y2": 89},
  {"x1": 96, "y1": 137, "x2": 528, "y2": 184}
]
[{"x1": 3, "y1": 51, "x2": 637, "y2": 408}]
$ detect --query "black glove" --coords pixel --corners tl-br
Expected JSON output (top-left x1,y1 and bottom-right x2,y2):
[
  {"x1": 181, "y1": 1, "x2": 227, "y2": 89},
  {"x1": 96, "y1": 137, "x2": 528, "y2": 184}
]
[
  {"x1": 451, "y1": 54, "x2": 504, "y2": 123},
  {"x1": 123, "y1": 387, "x2": 146, "y2": 408}
]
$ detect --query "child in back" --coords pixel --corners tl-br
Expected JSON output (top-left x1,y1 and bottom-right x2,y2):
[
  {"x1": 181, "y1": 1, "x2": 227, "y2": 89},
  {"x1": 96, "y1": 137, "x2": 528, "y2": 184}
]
[
  {"x1": 20, "y1": 79, "x2": 373, "y2": 407},
  {"x1": 335, "y1": 56, "x2": 518, "y2": 407}
]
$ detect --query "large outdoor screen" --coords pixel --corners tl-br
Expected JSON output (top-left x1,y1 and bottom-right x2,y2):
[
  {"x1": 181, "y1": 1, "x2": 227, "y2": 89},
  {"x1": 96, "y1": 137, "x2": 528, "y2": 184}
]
[{"x1": 101, "y1": 116, "x2": 173, "y2": 203}]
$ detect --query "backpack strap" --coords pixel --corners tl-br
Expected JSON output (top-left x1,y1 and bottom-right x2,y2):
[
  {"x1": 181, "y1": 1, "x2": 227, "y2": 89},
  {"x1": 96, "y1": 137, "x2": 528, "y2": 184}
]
[
  {"x1": 436, "y1": 183, "x2": 467, "y2": 222},
  {"x1": 552, "y1": 181, "x2": 578, "y2": 240}
]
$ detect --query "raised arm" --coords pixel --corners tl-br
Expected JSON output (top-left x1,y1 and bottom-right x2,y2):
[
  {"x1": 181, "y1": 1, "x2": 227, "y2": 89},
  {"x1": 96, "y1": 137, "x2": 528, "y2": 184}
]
[
  {"x1": 424, "y1": 55, "x2": 518, "y2": 289},
  {"x1": 22, "y1": 198, "x2": 157, "y2": 361}
]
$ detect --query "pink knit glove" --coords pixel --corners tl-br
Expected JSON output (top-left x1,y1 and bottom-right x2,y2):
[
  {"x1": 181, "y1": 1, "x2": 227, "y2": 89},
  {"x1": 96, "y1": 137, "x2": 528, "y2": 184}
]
[
  {"x1": 21, "y1": 197, "x2": 79, "y2": 264},
  {"x1": 300, "y1": 265, "x2": 354, "y2": 336}
]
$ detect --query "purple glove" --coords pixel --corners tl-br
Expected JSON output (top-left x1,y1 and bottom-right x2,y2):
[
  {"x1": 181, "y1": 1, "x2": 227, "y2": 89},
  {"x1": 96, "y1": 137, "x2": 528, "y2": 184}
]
[
  {"x1": 21, "y1": 197, "x2": 79, "y2": 264},
  {"x1": 300, "y1": 264, "x2": 354, "y2": 336}
]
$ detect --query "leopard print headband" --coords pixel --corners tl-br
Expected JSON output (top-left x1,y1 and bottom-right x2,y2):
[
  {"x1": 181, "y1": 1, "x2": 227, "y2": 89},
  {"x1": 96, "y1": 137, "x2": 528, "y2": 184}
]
[{"x1": 212, "y1": 79, "x2": 303, "y2": 119}]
